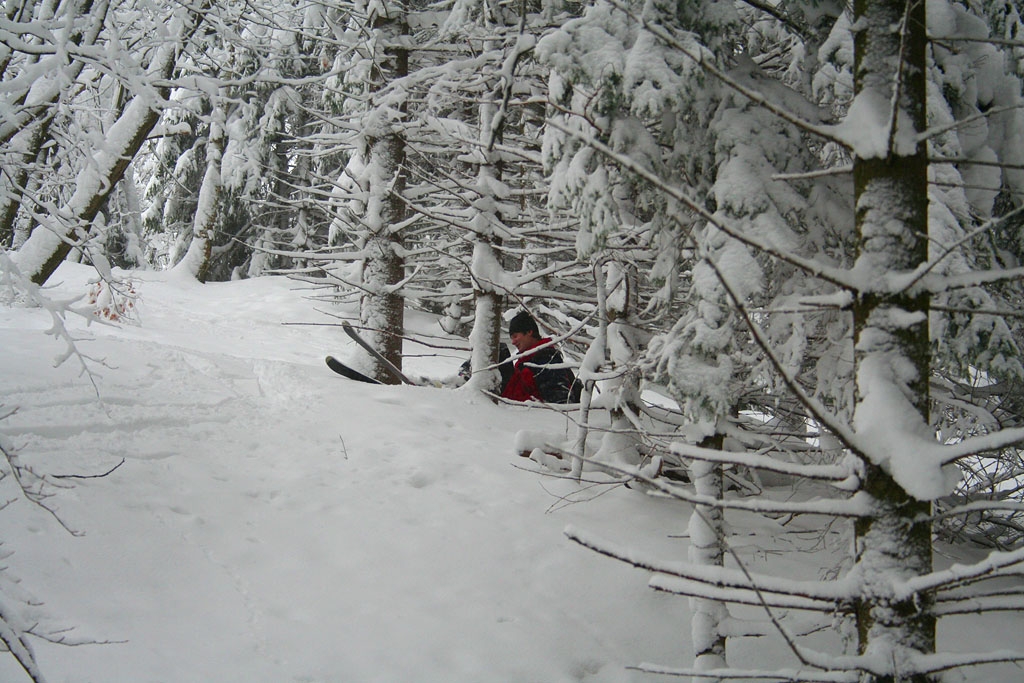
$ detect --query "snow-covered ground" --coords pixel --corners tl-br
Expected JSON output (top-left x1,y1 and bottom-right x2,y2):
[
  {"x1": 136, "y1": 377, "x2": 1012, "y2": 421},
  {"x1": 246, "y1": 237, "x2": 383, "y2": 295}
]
[{"x1": 1, "y1": 262, "x2": 1021, "y2": 682}]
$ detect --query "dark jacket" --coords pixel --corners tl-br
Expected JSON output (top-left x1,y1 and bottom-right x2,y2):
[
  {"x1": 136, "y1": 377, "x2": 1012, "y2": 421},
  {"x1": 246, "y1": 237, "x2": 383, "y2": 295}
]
[
  {"x1": 459, "y1": 345, "x2": 513, "y2": 388},
  {"x1": 500, "y1": 338, "x2": 578, "y2": 403}
]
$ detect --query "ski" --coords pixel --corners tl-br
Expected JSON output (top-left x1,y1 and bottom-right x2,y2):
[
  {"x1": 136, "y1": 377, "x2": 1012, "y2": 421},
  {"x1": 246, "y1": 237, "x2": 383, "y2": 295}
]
[
  {"x1": 325, "y1": 355, "x2": 381, "y2": 384},
  {"x1": 341, "y1": 321, "x2": 416, "y2": 385}
]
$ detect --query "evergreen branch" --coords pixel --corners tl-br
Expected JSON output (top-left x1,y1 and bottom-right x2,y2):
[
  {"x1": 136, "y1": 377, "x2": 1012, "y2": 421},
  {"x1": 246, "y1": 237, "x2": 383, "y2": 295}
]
[
  {"x1": 649, "y1": 574, "x2": 833, "y2": 611},
  {"x1": 773, "y1": 165, "x2": 852, "y2": 181},
  {"x1": 898, "y1": 204, "x2": 1024, "y2": 294},
  {"x1": 544, "y1": 117, "x2": 856, "y2": 290},
  {"x1": 630, "y1": 662, "x2": 858, "y2": 681},
  {"x1": 934, "y1": 595, "x2": 1024, "y2": 615},
  {"x1": 484, "y1": 30, "x2": 535, "y2": 153},
  {"x1": 929, "y1": 180, "x2": 1024, "y2": 199},
  {"x1": 898, "y1": 546, "x2": 1024, "y2": 598},
  {"x1": 605, "y1": 0, "x2": 843, "y2": 140},
  {"x1": 884, "y1": 0, "x2": 917, "y2": 159},
  {"x1": 906, "y1": 649, "x2": 1024, "y2": 676},
  {"x1": 929, "y1": 155, "x2": 1024, "y2": 172},
  {"x1": 920, "y1": 265, "x2": 1024, "y2": 293},
  {"x1": 918, "y1": 104, "x2": 1024, "y2": 143},
  {"x1": 928, "y1": 34, "x2": 1024, "y2": 49},
  {"x1": 565, "y1": 525, "x2": 851, "y2": 605},
  {"x1": 931, "y1": 498, "x2": 1024, "y2": 521},
  {"x1": 935, "y1": 426, "x2": 1024, "y2": 466},
  {"x1": 698, "y1": 252, "x2": 863, "y2": 457},
  {"x1": 931, "y1": 305, "x2": 1024, "y2": 318},
  {"x1": 552, "y1": 447, "x2": 870, "y2": 517},
  {"x1": 669, "y1": 441, "x2": 857, "y2": 485},
  {"x1": 737, "y1": 0, "x2": 813, "y2": 42}
]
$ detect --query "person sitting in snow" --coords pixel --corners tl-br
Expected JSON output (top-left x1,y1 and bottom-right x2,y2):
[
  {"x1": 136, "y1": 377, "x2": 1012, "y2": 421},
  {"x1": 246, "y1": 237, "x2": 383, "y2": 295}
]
[{"x1": 500, "y1": 310, "x2": 579, "y2": 404}]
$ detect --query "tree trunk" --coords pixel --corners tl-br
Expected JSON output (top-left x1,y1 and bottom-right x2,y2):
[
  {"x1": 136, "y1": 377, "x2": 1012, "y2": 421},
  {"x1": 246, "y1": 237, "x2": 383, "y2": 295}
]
[
  {"x1": 600, "y1": 260, "x2": 643, "y2": 467},
  {"x1": 851, "y1": 0, "x2": 934, "y2": 678},
  {"x1": 690, "y1": 433, "x2": 727, "y2": 678},
  {"x1": 465, "y1": 65, "x2": 509, "y2": 395},
  {"x1": 357, "y1": 2, "x2": 409, "y2": 382},
  {"x1": 172, "y1": 110, "x2": 224, "y2": 283}
]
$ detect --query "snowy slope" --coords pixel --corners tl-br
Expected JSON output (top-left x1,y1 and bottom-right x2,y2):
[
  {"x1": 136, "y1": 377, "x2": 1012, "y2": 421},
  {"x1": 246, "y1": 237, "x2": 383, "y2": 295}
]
[{"x1": 1, "y1": 263, "x2": 1021, "y2": 682}]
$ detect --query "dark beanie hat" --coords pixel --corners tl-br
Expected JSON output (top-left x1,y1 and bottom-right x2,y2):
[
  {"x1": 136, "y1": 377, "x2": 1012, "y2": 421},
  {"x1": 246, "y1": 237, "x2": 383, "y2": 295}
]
[{"x1": 508, "y1": 310, "x2": 539, "y2": 336}]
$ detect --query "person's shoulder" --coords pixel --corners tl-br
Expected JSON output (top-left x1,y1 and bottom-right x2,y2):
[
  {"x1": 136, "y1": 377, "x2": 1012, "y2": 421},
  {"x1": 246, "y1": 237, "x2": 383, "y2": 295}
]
[{"x1": 530, "y1": 340, "x2": 562, "y2": 363}]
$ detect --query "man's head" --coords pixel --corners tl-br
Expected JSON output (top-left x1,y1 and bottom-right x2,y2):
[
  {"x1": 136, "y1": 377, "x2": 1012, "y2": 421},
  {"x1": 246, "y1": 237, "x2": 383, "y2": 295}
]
[{"x1": 508, "y1": 310, "x2": 541, "y2": 353}]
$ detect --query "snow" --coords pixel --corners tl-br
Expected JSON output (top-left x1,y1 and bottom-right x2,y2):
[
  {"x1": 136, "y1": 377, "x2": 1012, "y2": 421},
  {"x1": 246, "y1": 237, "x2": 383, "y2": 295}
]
[
  {"x1": 0, "y1": 263, "x2": 689, "y2": 682},
  {"x1": 1, "y1": 262, "x2": 1022, "y2": 682}
]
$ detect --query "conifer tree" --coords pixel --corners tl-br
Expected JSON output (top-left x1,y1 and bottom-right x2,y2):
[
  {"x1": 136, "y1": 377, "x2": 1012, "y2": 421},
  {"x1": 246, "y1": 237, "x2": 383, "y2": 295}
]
[{"x1": 548, "y1": 0, "x2": 1024, "y2": 679}]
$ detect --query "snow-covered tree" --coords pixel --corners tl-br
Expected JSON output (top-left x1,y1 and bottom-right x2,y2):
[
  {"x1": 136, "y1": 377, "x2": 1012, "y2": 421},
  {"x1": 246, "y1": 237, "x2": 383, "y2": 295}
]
[
  {"x1": 11, "y1": 1, "x2": 215, "y2": 286},
  {"x1": 547, "y1": 0, "x2": 1024, "y2": 679},
  {"x1": 326, "y1": 0, "x2": 412, "y2": 381}
]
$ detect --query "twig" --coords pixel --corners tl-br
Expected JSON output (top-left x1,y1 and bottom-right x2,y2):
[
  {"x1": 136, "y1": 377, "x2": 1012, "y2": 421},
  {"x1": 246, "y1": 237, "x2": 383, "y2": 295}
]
[{"x1": 53, "y1": 458, "x2": 126, "y2": 480}]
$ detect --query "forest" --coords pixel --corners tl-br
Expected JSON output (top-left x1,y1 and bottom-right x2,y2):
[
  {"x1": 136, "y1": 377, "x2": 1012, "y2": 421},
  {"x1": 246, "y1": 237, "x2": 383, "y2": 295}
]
[{"x1": 2, "y1": 0, "x2": 1024, "y2": 681}]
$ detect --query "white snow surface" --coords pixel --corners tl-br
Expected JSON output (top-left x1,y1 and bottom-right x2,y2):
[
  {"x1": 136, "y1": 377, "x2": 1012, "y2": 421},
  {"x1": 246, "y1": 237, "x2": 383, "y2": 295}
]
[{"x1": 1, "y1": 262, "x2": 1022, "y2": 682}]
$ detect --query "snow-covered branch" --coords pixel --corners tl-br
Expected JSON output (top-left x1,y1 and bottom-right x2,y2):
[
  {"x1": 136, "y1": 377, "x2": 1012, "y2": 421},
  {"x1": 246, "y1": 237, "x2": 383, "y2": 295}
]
[
  {"x1": 631, "y1": 662, "x2": 858, "y2": 682},
  {"x1": 565, "y1": 525, "x2": 853, "y2": 605},
  {"x1": 544, "y1": 118, "x2": 856, "y2": 291},
  {"x1": 936, "y1": 427, "x2": 1024, "y2": 466},
  {"x1": 0, "y1": 598, "x2": 47, "y2": 683},
  {"x1": 698, "y1": 253, "x2": 862, "y2": 456},
  {"x1": 604, "y1": 0, "x2": 841, "y2": 140},
  {"x1": 670, "y1": 441, "x2": 858, "y2": 486}
]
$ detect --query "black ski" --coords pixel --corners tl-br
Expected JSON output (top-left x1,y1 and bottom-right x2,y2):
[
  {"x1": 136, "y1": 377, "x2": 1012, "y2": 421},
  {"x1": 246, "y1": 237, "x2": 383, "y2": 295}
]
[
  {"x1": 325, "y1": 355, "x2": 381, "y2": 384},
  {"x1": 341, "y1": 321, "x2": 416, "y2": 385}
]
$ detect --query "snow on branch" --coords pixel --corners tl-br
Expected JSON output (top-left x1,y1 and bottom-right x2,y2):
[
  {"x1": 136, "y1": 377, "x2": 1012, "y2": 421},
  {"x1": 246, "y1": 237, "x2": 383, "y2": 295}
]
[
  {"x1": 0, "y1": 253, "x2": 107, "y2": 396},
  {"x1": 638, "y1": 649, "x2": 1022, "y2": 679},
  {"x1": 604, "y1": 0, "x2": 841, "y2": 140},
  {"x1": 555, "y1": 447, "x2": 871, "y2": 517},
  {"x1": 905, "y1": 649, "x2": 1024, "y2": 677},
  {"x1": 669, "y1": 441, "x2": 859, "y2": 487},
  {"x1": 928, "y1": 34, "x2": 1024, "y2": 49},
  {"x1": 917, "y1": 104, "x2": 1024, "y2": 144},
  {"x1": 697, "y1": 253, "x2": 861, "y2": 454},
  {"x1": 0, "y1": 599, "x2": 47, "y2": 683},
  {"x1": 649, "y1": 575, "x2": 833, "y2": 611},
  {"x1": 544, "y1": 117, "x2": 856, "y2": 291},
  {"x1": 631, "y1": 662, "x2": 859, "y2": 682},
  {"x1": 898, "y1": 545, "x2": 1024, "y2": 598},
  {"x1": 932, "y1": 497, "x2": 1024, "y2": 521},
  {"x1": 934, "y1": 594, "x2": 1024, "y2": 616},
  {"x1": 565, "y1": 525, "x2": 856, "y2": 605},
  {"x1": 483, "y1": 32, "x2": 536, "y2": 153},
  {"x1": 929, "y1": 156, "x2": 1024, "y2": 173},
  {"x1": 935, "y1": 427, "x2": 1024, "y2": 466},
  {"x1": 924, "y1": 264, "x2": 1024, "y2": 295},
  {"x1": 0, "y1": 433, "x2": 82, "y2": 538}
]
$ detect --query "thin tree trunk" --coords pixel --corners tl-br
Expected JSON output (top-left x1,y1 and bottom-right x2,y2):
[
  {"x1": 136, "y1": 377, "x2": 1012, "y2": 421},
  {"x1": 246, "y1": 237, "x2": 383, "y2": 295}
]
[
  {"x1": 466, "y1": 86, "x2": 506, "y2": 394},
  {"x1": 600, "y1": 260, "x2": 642, "y2": 467},
  {"x1": 690, "y1": 433, "x2": 727, "y2": 679},
  {"x1": 172, "y1": 109, "x2": 224, "y2": 283}
]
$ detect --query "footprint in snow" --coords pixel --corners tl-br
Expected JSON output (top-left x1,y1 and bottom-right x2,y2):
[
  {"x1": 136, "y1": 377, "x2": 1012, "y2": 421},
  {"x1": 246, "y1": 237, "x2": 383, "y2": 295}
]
[{"x1": 406, "y1": 470, "x2": 433, "y2": 488}]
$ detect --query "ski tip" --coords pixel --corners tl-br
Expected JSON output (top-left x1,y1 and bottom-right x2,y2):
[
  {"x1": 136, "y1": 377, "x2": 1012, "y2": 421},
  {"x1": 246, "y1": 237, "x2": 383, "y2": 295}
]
[{"x1": 325, "y1": 355, "x2": 382, "y2": 384}]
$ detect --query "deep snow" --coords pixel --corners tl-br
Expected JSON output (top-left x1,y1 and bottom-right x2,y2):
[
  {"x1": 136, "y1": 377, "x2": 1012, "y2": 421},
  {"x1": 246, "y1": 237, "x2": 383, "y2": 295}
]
[{"x1": 1, "y1": 263, "x2": 1021, "y2": 682}]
